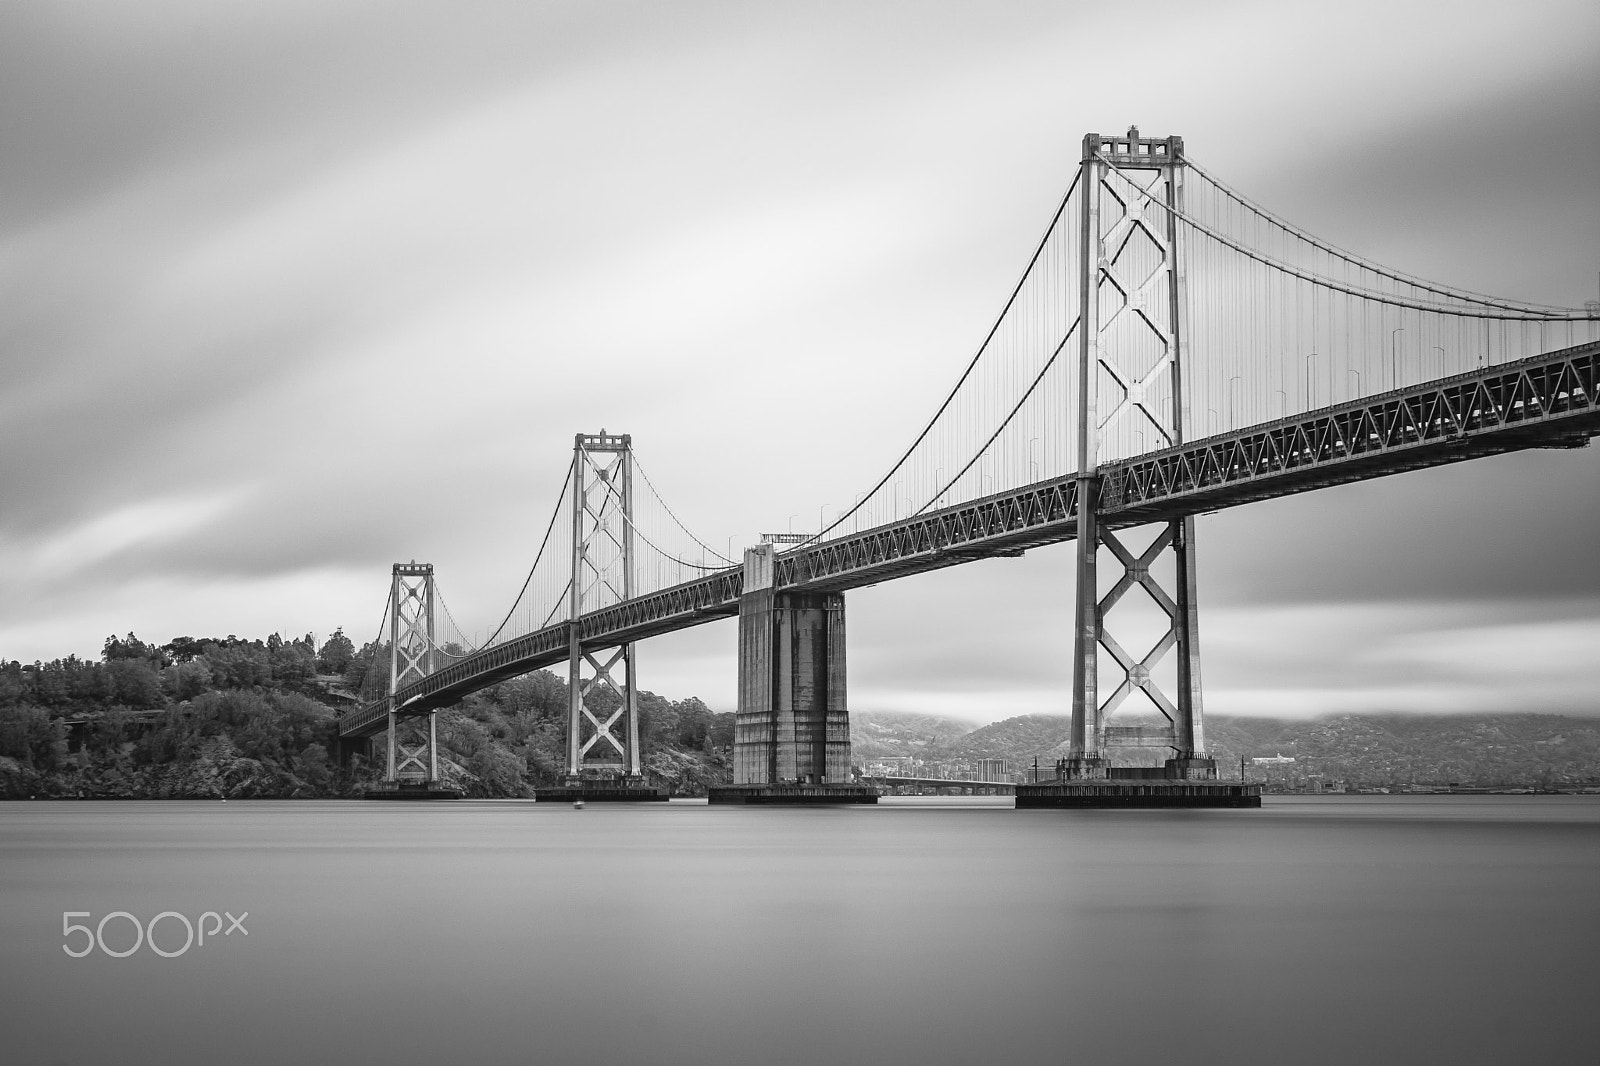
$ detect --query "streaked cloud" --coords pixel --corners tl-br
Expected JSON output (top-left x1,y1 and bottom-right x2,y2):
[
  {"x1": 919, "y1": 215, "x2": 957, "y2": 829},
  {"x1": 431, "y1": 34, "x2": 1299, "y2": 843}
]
[{"x1": 22, "y1": 490, "x2": 252, "y2": 582}]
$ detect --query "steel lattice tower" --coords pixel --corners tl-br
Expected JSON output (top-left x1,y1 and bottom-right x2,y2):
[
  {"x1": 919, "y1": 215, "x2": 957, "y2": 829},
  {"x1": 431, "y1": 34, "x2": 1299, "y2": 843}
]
[
  {"x1": 1066, "y1": 128, "x2": 1214, "y2": 780},
  {"x1": 386, "y1": 562, "x2": 440, "y2": 783},
  {"x1": 565, "y1": 431, "x2": 643, "y2": 781}
]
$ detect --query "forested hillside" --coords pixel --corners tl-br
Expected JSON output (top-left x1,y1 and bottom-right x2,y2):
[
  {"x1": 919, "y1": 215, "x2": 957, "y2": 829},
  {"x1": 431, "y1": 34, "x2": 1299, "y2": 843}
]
[
  {"x1": 0, "y1": 632, "x2": 732, "y2": 798},
  {"x1": 9, "y1": 632, "x2": 1597, "y2": 798}
]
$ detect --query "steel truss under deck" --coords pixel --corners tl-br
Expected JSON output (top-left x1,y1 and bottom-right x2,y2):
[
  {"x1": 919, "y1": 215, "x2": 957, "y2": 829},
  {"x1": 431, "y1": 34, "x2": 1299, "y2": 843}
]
[{"x1": 340, "y1": 341, "x2": 1597, "y2": 739}]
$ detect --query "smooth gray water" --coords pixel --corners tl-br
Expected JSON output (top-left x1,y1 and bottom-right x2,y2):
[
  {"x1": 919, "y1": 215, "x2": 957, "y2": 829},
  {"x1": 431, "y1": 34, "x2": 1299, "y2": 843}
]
[{"x1": 2, "y1": 796, "x2": 1596, "y2": 1065}]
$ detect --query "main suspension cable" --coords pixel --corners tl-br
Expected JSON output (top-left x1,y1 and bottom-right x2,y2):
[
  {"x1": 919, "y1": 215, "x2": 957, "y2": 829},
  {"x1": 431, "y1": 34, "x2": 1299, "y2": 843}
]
[
  {"x1": 1101, "y1": 158, "x2": 1597, "y2": 321},
  {"x1": 911, "y1": 320, "x2": 1077, "y2": 517},
  {"x1": 801, "y1": 168, "x2": 1084, "y2": 547},
  {"x1": 479, "y1": 457, "x2": 575, "y2": 649},
  {"x1": 1185, "y1": 157, "x2": 1575, "y2": 313},
  {"x1": 632, "y1": 456, "x2": 738, "y2": 565}
]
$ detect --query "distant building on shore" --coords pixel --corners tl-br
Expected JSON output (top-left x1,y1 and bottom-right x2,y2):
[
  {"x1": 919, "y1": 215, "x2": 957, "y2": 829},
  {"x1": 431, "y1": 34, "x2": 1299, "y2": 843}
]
[{"x1": 974, "y1": 758, "x2": 1012, "y2": 781}]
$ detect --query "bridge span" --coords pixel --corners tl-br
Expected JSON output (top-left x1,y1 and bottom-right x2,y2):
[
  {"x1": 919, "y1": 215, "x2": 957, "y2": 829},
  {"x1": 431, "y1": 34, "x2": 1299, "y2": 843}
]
[
  {"x1": 343, "y1": 128, "x2": 1598, "y2": 806},
  {"x1": 341, "y1": 340, "x2": 1597, "y2": 740}
]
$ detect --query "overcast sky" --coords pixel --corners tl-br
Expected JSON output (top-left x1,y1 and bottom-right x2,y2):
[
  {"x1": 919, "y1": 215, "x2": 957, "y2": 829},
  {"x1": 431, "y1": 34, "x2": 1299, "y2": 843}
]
[{"x1": 2, "y1": 0, "x2": 1596, "y2": 723}]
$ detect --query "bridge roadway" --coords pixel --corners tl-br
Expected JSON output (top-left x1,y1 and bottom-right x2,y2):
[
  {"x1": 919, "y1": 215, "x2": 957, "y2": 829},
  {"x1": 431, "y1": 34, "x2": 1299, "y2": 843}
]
[{"x1": 341, "y1": 341, "x2": 1598, "y2": 739}]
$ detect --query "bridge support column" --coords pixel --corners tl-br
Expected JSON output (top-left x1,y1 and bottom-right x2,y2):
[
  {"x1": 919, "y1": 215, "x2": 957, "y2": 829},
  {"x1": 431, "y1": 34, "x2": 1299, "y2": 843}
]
[
  {"x1": 1063, "y1": 128, "x2": 1216, "y2": 777},
  {"x1": 1023, "y1": 128, "x2": 1250, "y2": 806},
  {"x1": 711, "y1": 545, "x2": 874, "y2": 804},
  {"x1": 536, "y1": 432, "x2": 665, "y2": 801},
  {"x1": 365, "y1": 562, "x2": 459, "y2": 798}
]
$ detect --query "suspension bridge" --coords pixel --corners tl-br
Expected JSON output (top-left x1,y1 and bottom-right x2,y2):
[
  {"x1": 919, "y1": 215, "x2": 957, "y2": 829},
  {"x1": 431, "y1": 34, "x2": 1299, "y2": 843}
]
[{"x1": 338, "y1": 128, "x2": 1599, "y2": 805}]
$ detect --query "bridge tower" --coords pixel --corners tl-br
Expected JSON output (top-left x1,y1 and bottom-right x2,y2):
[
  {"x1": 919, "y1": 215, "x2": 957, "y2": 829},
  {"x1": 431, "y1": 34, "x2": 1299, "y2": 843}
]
[
  {"x1": 1065, "y1": 128, "x2": 1214, "y2": 781},
  {"x1": 564, "y1": 431, "x2": 645, "y2": 784},
  {"x1": 384, "y1": 562, "x2": 442, "y2": 785}
]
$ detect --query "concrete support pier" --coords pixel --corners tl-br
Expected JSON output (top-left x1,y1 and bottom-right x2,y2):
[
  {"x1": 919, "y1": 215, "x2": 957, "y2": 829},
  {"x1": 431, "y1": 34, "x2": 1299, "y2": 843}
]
[{"x1": 707, "y1": 546, "x2": 875, "y2": 806}]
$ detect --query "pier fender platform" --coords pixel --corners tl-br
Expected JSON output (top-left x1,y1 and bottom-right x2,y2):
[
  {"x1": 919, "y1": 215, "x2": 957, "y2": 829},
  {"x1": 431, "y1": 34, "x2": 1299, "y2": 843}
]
[
  {"x1": 709, "y1": 783, "x2": 878, "y2": 805},
  {"x1": 533, "y1": 784, "x2": 669, "y2": 802},
  {"x1": 1014, "y1": 781, "x2": 1261, "y2": 808},
  {"x1": 362, "y1": 782, "x2": 463, "y2": 800}
]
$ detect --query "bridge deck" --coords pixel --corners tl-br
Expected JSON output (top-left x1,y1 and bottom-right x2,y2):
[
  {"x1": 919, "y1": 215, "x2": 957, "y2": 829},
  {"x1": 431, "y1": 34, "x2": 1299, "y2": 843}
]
[{"x1": 341, "y1": 342, "x2": 1596, "y2": 738}]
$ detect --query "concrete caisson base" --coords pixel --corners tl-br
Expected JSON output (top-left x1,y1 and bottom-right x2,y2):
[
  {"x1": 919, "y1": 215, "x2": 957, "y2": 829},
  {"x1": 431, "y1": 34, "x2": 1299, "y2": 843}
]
[
  {"x1": 533, "y1": 784, "x2": 669, "y2": 802},
  {"x1": 1015, "y1": 781, "x2": 1261, "y2": 808},
  {"x1": 708, "y1": 784, "x2": 879, "y2": 805},
  {"x1": 362, "y1": 783, "x2": 463, "y2": 800}
]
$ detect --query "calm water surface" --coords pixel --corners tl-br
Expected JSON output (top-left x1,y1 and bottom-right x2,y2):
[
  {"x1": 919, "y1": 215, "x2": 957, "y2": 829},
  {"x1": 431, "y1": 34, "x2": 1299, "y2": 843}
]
[{"x1": 2, "y1": 796, "x2": 1596, "y2": 1065}]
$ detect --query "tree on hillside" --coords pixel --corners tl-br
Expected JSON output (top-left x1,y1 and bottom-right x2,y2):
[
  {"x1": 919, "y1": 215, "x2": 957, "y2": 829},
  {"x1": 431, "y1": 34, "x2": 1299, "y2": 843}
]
[
  {"x1": 318, "y1": 629, "x2": 355, "y2": 675},
  {"x1": 103, "y1": 633, "x2": 166, "y2": 667},
  {"x1": 162, "y1": 636, "x2": 206, "y2": 663}
]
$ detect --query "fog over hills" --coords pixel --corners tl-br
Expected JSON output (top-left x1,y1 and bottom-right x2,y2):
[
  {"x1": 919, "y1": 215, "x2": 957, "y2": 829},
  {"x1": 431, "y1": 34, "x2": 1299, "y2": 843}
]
[{"x1": 852, "y1": 710, "x2": 1600, "y2": 787}]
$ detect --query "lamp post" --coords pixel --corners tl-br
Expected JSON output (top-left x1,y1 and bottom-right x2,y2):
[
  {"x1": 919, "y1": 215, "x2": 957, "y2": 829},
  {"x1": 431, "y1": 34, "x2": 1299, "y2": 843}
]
[
  {"x1": 1432, "y1": 345, "x2": 1446, "y2": 379},
  {"x1": 1390, "y1": 328, "x2": 1404, "y2": 389},
  {"x1": 1227, "y1": 375, "x2": 1241, "y2": 428},
  {"x1": 1305, "y1": 353, "x2": 1317, "y2": 410},
  {"x1": 1348, "y1": 368, "x2": 1362, "y2": 398},
  {"x1": 1028, "y1": 437, "x2": 1039, "y2": 481}
]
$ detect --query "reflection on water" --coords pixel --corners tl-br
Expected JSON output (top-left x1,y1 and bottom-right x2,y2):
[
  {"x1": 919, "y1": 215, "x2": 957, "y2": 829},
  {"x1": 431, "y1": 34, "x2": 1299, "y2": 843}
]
[{"x1": 3, "y1": 796, "x2": 1596, "y2": 1065}]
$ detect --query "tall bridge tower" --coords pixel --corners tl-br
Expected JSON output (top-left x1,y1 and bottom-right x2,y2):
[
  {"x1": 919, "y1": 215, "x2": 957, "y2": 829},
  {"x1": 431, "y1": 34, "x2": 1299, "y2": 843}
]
[
  {"x1": 1065, "y1": 128, "x2": 1214, "y2": 781},
  {"x1": 564, "y1": 432, "x2": 645, "y2": 783},
  {"x1": 385, "y1": 562, "x2": 441, "y2": 784}
]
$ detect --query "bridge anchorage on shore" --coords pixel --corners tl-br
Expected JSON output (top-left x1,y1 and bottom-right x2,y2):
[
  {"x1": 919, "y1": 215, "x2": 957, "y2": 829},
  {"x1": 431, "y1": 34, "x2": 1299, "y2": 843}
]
[{"x1": 340, "y1": 128, "x2": 1600, "y2": 807}]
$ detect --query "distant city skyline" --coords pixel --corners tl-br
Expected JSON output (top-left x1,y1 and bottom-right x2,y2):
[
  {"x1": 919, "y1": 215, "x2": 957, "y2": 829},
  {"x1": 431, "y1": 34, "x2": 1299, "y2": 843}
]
[{"x1": 2, "y1": 0, "x2": 1596, "y2": 721}]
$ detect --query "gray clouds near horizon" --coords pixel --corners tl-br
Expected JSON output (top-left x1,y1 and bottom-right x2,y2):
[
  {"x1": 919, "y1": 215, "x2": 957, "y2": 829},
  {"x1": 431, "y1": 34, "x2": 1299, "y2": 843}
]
[{"x1": 2, "y1": 0, "x2": 1597, "y2": 722}]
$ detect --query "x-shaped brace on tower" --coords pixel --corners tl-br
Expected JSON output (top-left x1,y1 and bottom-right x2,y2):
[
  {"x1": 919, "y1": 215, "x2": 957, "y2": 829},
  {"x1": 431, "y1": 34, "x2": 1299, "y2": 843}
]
[
  {"x1": 1093, "y1": 166, "x2": 1180, "y2": 449},
  {"x1": 1096, "y1": 526, "x2": 1183, "y2": 722},
  {"x1": 575, "y1": 647, "x2": 631, "y2": 760}
]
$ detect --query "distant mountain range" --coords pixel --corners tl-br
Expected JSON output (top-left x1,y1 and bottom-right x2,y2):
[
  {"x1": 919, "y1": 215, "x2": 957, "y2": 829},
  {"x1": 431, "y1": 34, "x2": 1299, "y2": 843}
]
[{"x1": 851, "y1": 710, "x2": 1600, "y2": 787}]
